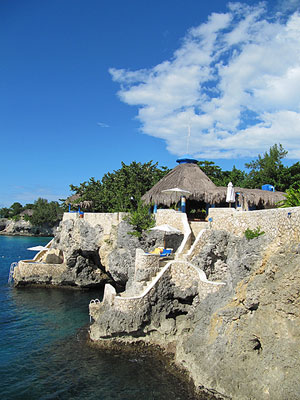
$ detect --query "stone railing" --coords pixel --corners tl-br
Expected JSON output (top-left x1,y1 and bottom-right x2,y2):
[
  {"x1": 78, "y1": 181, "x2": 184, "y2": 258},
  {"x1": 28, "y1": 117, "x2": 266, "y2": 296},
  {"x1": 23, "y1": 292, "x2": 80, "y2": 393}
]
[
  {"x1": 91, "y1": 260, "x2": 224, "y2": 309},
  {"x1": 208, "y1": 206, "x2": 300, "y2": 245},
  {"x1": 186, "y1": 229, "x2": 211, "y2": 260}
]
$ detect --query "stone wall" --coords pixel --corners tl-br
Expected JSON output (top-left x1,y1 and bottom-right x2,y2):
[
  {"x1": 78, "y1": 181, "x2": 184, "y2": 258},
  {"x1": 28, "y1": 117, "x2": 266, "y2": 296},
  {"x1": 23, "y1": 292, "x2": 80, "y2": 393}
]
[
  {"x1": 63, "y1": 212, "x2": 126, "y2": 235},
  {"x1": 169, "y1": 262, "x2": 222, "y2": 299},
  {"x1": 170, "y1": 261, "x2": 199, "y2": 290},
  {"x1": 131, "y1": 249, "x2": 161, "y2": 294},
  {"x1": 189, "y1": 221, "x2": 208, "y2": 238},
  {"x1": 155, "y1": 209, "x2": 186, "y2": 232},
  {"x1": 14, "y1": 260, "x2": 68, "y2": 286},
  {"x1": 155, "y1": 209, "x2": 191, "y2": 256},
  {"x1": 208, "y1": 206, "x2": 300, "y2": 245}
]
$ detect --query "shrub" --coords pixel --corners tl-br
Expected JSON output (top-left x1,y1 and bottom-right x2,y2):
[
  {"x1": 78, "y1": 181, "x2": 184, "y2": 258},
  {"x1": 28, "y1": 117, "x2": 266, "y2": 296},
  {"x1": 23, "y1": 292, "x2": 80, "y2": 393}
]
[
  {"x1": 277, "y1": 186, "x2": 300, "y2": 208},
  {"x1": 125, "y1": 201, "x2": 155, "y2": 238},
  {"x1": 244, "y1": 226, "x2": 265, "y2": 240}
]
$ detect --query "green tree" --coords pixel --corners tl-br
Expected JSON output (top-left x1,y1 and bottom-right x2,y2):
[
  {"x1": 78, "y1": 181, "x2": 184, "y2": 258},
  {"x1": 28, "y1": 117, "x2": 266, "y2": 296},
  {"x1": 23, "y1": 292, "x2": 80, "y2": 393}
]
[
  {"x1": 70, "y1": 177, "x2": 102, "y2": 210},
  {"x1": 0, "y1": 207, "x2": 10, "y2": 218},
  {"x1": 244, "y1": 144, "x2": 289, "y2": 191},
  {"x1": 9, "y1": 202, "x2": 24, "y2": 217},
  {"x1": 197, "y1": 161, "x2": 246, "y2": 187},
  {"x1": 70, "y1": 161, "x2": 170, "y2": 212},
  {"x1": 197, "y1": 161, "x2": 229, "y2": 186},
  {"x1": 228, "y1": 166, "x2": 248, "y2": 187},
  {"x1": 29, "y1": 198, "x2": 64, "y2": 227},
  {"x1": 284, "y1": 162, "x2": 300, "y2": 190}
]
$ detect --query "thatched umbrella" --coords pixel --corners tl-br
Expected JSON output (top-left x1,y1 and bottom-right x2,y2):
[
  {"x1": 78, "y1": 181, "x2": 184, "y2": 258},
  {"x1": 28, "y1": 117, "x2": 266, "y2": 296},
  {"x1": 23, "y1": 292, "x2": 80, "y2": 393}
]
[{"x1": 142, "y1": 162, "x2": 217, "y2": 206}]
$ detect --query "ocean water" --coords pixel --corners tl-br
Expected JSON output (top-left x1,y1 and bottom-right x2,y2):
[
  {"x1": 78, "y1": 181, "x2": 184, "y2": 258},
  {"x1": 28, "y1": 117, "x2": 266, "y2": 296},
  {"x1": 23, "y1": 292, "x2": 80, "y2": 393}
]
[{"x1": 0, "y1": 236, "x2": 212, "y2": 400}]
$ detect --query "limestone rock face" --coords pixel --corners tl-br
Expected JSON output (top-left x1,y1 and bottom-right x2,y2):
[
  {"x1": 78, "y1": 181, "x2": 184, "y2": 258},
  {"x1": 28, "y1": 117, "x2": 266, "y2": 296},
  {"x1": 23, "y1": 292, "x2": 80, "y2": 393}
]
[
  {"x1": 90, "y1": 230, "x2": 300, "y2": 400},
  {"x1": 44, "y1": 249, "x2": 63, "y2": 264},
  {"x1": 0, "y1": 218, "x2": 56, "y2": 236},
  {"x1": 0, "y1": 218, "x2": 8, "y2": 231},
  {"x1": 179, "y1": 241, "x2": 300, "y2": 400},
  {"x1": 106, "y1": 220, "x2": 183, "y2": 287},
  {"x1": 14, "y1": 218, "x2": 109, "y2": 288},
  {"x1": 191, "y1": 230, "x2": 269, "y2": 287},
  {"x1": 52, "y1": 218, "x2": 103, "y2": 266}
]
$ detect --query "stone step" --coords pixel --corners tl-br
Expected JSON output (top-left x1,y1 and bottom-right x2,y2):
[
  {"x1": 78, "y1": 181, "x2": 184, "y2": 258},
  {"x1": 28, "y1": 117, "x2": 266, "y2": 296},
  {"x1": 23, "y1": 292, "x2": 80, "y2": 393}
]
[{"x1": 141, "y1": 273, "x2": 160, "y2": 292}]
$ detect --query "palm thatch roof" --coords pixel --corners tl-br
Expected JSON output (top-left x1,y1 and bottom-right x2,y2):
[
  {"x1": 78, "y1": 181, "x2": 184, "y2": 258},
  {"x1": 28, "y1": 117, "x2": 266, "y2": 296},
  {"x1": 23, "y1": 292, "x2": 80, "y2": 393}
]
[
  {"x1": 142, "y1": 162, "x2": 217, "y2": 206},
  {"x1": 142, "y1": 162, "x2": 286, "y2": 208},
  {"x1": 65, "y1": 194, "x2": 94, "y2": 210},
  {"x1": 205, "y1": 187, "x2": 286, "y2": 207}
]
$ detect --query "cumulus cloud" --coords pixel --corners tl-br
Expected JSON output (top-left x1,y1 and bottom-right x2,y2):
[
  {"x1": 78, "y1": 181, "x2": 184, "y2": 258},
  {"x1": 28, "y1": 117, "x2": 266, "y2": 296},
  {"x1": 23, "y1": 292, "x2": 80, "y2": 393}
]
[{"x1": 110, "y1": 2, "x2": 300, "y2": 159}]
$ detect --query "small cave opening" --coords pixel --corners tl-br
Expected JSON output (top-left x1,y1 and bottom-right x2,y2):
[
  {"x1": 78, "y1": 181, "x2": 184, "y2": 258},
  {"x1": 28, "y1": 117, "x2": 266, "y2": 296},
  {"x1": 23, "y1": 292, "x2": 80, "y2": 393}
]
[
  {"x1": 251, "y1": 336, "x2": 262, "y2": 353},
  {"x1": 248, "y1": 302, "x2": 259, "y2": 311},
  {"x1": 166, "y1": 309, "x2": 188, "y2": 319},
  {"x1": 176, "y1": 295, "x2": 195, "y2": 305}
]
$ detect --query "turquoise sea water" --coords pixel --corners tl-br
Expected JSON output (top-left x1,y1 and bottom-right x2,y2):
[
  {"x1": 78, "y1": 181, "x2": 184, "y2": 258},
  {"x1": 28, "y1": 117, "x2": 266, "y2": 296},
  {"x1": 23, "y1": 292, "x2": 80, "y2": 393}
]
[{"x1": 0, "y1": 236, "x2": 212, "y2": 400}]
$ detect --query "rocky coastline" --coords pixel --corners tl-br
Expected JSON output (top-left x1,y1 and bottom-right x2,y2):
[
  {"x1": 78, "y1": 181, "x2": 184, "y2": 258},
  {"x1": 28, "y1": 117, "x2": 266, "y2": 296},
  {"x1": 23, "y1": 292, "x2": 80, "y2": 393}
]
[
  {"x1": 0, "y1": 218, "x2": 57, "y2": 237},
  {"x1": 13, "y1": 210, "x2": 300, "y2": 399}
]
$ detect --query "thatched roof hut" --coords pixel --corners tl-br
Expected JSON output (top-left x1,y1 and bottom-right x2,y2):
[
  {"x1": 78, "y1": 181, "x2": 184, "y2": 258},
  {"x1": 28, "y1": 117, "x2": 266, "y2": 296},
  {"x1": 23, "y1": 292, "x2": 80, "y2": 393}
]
[
  {"x1": 65, "y1": 194, "x2": 94, "y2": 210},
  {"x1": 205, "y1": 187, "x2": 285, "y2": 208},
  {"x1": 142, "y1": 161, "x2": 217, "y2": 206},
  {"x1": 142, "y1": 159, "x2": 286, "y2": 209}
]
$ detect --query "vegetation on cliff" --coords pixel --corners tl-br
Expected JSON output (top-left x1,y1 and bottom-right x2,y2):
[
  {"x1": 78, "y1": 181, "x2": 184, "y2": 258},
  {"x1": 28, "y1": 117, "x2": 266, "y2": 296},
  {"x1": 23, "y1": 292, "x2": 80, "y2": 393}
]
[
  {"x1": 2, "y1": 144, "x2": 300, "y2": 226},
  {"x1": 277, "y1": 185, "x2": 300, "y2": 207},
  {"x1": 124, "y1": 200, "x2": 155, "y2": 238},
  {"x1": 69, "y1": 144, "x2": 300, "y2": 213},
  {"x1": 69, "y1": 161, "x2": 170, "y2": 212},
  {"x1": 0, "y1": 198, "x2": 65, "y2": 227}
]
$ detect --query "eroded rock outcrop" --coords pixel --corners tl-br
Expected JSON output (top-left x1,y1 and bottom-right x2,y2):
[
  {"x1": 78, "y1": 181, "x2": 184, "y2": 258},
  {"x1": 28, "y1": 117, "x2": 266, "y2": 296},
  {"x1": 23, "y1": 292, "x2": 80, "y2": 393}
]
[
  {"x1": 0, "y1": 218, "x2": 56, "y2": 236},
  {"x1": 105, "y1": 220, "x2": 183, "y2": 288},
  {"x1": 178, "y1": 239, "x2": 300, "y2": 400},
  {"x1": 14, "y1": 218, "x2": 109, "y2": 288},
  {"x1": 89, "y1": 230, "x2": 300, "y2": 400},
  {"x1": 13, "y1": 217, "x2": 183, "y2": 290}
]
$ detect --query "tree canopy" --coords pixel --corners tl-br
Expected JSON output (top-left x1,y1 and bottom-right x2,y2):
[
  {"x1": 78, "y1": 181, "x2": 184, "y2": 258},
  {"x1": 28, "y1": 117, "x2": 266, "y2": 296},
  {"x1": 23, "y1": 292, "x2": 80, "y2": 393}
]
[
  {"x1": 243, "y1": 144, "x2": 289, "y2": 191},
  {"x1": 2, "y1": 144, "x2": 300, "y2": 223},
  {"x1": 199, "y1": 144, "x2": 300, "y2": 193},
  {"x1": 0, "y1": 198, "x2": 64, "y2": 227},
  {"x1": 197, "y1": 161, "x2": 247, "y2": 187},
  {"x1": 28, "y1": 198, "x2": 64, "y2": 227},
  {"x1": 70, "y1": 161, "x2": 170, "y2": 212}
]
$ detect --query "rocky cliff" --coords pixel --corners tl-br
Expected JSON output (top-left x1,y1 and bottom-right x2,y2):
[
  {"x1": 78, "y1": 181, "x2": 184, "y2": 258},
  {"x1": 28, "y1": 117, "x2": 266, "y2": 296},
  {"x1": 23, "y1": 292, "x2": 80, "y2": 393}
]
[
  {"x1": 0, "y1": 218, "x2": 56, "y2": 236},
  {"x1": 14, "y1": 218, "x2": 109, "y2": 288},
  {"x1": 89, "y1": 230, "x2": 300, "y2": 400},
  {"x1": 13, "y1": 211, "x2": 300, "y2": 399},
  {"x1": 13, "y1": 218, "x2": 181, "y2": 289}
]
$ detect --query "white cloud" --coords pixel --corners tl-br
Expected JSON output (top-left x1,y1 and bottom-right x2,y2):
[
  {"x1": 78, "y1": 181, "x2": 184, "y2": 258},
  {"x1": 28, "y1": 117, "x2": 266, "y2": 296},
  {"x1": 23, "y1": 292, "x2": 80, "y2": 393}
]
[
  {"x1": 110, "y1": 3, "x2": 300, "y2": 159},
  {"x1": 276, "y1": 0, "x2": 300, "y2": 14},
  {"x1": 97, "y1": 122, "x2": 110, "y2": 128}
]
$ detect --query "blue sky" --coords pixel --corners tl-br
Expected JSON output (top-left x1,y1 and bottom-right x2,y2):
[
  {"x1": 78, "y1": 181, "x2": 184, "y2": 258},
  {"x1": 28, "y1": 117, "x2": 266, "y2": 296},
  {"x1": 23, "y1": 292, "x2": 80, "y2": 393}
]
[{"x1": 1, "y1": 0, "x2": 300, "y2": 207}]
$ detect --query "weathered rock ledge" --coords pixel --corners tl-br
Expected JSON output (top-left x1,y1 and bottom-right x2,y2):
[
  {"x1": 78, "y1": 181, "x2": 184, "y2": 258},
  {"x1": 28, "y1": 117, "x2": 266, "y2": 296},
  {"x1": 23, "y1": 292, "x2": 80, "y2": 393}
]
[
  {"x1": 0, "y1": 218, "x2": 56, "y2": 236},
  {"x1": 13, "y1": 216, "x2": 172, "y2": 289},
  {"x1": 89, "y1": 231, "x2": 300, "y2": 400},
  {"x1": 14, "y1": 209, "x2": 300, "y2": 399}
]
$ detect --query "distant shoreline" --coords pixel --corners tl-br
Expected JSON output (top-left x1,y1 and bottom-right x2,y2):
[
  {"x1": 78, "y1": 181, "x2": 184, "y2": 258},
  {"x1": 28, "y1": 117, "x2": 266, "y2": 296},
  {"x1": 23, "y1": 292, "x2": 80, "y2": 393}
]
[
  {"x1": 0, "y1": 218, "x2": 57, "y2": 237},
  {"x1": 0, "y1": 232, "x2": 54, "y2": 238}
]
